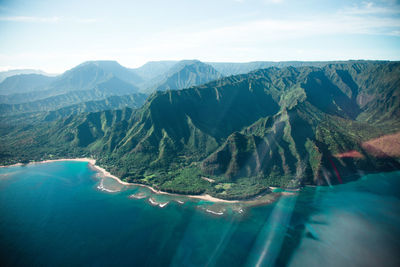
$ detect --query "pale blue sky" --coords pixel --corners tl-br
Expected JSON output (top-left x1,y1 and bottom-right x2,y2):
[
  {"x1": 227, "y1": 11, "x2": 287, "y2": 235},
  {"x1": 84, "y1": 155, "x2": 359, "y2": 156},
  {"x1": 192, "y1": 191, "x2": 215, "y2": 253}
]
[{"x1": 0, "y1": 0, "x2": 399, "y2": 73}]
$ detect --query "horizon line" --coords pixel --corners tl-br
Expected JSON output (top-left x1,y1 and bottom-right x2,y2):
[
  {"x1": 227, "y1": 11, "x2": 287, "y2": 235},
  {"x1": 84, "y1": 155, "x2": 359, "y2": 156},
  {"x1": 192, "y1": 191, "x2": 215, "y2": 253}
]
[{"x1": 0, "y1": 58, "x2": 397, "y2": 74}]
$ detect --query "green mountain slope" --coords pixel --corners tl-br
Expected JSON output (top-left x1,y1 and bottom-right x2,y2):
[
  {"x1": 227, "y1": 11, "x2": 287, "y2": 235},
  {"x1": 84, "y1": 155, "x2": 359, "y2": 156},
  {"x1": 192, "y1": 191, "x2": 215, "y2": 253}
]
[
  {"x1": 1, "y1": 61, "x2": 399, "y2": 199},
  {"x1": 208, "y1": 60, "x2": 388, "y2": 76},
  {"x1": 0, "y1": 77, "x2": 141, "y2": 114},
  {"x1": 42, "y1": 93, "x2": 147, "y2": 121},
  {"x1": 144, "y1": 60, "x2": 223, "y2": 92}
]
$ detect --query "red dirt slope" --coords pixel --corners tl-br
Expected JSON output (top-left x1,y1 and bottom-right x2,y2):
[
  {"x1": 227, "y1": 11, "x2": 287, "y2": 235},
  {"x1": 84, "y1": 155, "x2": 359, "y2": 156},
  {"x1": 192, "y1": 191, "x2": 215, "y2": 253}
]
[{"x1": 362, "y1": 132, "x2": 400, "y2": 158}]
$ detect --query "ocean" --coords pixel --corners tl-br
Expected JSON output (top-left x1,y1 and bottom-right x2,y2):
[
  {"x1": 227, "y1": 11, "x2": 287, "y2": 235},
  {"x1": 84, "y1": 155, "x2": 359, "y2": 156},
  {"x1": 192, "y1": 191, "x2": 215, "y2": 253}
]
[{"x1": 0, "y1": 161, "x2": 399, "y2": 266}]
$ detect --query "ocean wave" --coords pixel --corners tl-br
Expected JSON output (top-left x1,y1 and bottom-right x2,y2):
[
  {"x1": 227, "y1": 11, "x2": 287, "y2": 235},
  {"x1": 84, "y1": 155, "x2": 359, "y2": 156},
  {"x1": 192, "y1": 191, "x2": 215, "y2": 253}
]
[
  {"x1": 148, "y1": 197, "x2": 169, "y2": 208},
  {"x1": 158, "y1": 202, "x2": 169, "y2": 208},
  {"x1": 97, "y1": 179, "x2": 119, "y2": 193},
  {"x1": 129, "y1": 192, "x2": 147, "y2": 199},
  {"x1": 205, "y1": 209, "x2": 224, "y2": 216}
]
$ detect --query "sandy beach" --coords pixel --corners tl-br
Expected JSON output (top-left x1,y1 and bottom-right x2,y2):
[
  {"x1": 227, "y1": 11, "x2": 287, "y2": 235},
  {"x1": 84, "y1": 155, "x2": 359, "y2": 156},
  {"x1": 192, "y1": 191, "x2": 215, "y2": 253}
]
[
  {"x1": 0, "y1": 163, "x2": 24, "y2": 168},
  {"x1": 0, "y1": 158, "x2": 240, "y2": 203},
  {"x1": 188, "y1": 194, "x2": 239, "y2": 203},
  {"x1": 0, "y1": 158, "x2": 95, "y2": 168},
  {"x1": 88, "y1": 162, "x2": 132, "y2": 186},
  {"x1": 0, "y1": 158, "x2": 279, "y2": 204}
]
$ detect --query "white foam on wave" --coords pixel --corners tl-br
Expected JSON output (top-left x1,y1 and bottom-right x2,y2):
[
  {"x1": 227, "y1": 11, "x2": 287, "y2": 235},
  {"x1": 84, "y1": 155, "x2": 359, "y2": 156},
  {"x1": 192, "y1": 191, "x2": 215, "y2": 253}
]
[
  {"x1": 148, "y1": 197, "x2": 158, "y2": 206},
  {"x1": 148, "y1": 197, "x2": 169, "y2": 208},
  {"x1": 206, "y1": 209, "x2": 224, "y2": 216},
  {"x1": 129, "y1": 193, "x2": 147, "y2": 199},
  {"x1": 97, "y1": 179, "x2": 119, "y2": 193},
  {"x1": 158, "y1": 202, "x2": 169, "y2": 208}
]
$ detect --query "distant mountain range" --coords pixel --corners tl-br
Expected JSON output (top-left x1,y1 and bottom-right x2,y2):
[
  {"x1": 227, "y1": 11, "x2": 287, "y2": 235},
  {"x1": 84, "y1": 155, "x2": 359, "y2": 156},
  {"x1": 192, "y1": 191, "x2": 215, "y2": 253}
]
[
  {"x1": 0, "y1": 60, "x2": 223, "y2": 114},
  {"x1": 0, "y1": 59, "x2": 389, "y2": 116},
  {"x1": 0, "y1": 74, "x2": 56, "y2": 95},
  {"x1": 1, "y1": 60, "x2": 399, "y2": 199},
  {"x1": 0, "y1": 69, "x2": 56, "y2": 83}
]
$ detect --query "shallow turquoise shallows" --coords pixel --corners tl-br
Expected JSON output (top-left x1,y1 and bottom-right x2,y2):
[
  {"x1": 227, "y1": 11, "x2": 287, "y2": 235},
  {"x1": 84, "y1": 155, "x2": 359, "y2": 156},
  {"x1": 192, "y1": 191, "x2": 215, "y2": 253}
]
[{"x1": 0, "y1": 161, "x2": 399, "y2": 266}]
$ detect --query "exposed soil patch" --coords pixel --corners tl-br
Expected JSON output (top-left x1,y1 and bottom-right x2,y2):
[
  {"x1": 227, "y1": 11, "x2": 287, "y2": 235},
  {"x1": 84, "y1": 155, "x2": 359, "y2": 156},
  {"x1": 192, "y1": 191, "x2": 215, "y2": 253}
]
[
  {"x1": 335, "y1": 150, "x2": 364, "y2": 158},
  {"x1": 362, "y1": 132, "x2": 400, "y2": 157}
]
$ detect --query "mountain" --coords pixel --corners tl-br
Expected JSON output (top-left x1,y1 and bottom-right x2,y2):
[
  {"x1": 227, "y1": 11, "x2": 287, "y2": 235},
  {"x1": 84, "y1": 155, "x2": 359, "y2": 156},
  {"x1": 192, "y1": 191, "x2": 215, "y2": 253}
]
[
  {"x1": 146, "y1": 60, "x2": 223, "y2": 92},
  {"x1": 208, "y1": 60, "x2": 389, "y2": 76},
  {"x1": 0, "y1": 69, "x2": 55, "y2": 83},
  {"x1": 0, "y1": 74, "x2": 56, "y2": 95},
  {"x1": 3, "y1": 60, "x2": 375, "y2": 111},
  {"x1": 0, "y1": 76, "x2": 140, "y2": 113},
  {"x1": 0, "y1": 59, "x2": 223, "y2": 116},
  {"x1": 0, "y1": 61, "x2": 142, "y2": 105},
  {"x1": 0, "y1": 60, "x2": 222, "y2": 113},
  {"x1": 0, "y1": 91, "x2": 147, "y2": 118},
  {"x1": 1, "y1": 61, "x2": 399, "y2": 199},
  {"x1": 132, "y1": 61, "x2": 177, "y2": 81},
  {"x1": 42, "y1": 93, "x2": 147, "y2": 121},
  {"x1": 51, "y1": 61, "x2": 142, "y2": 91}
]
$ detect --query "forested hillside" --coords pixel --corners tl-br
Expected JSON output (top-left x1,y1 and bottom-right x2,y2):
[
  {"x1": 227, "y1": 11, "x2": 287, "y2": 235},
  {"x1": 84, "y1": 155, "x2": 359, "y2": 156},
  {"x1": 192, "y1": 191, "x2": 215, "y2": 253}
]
[{"x1": 1, "y1": 61, "x2": 399, "y2": 199}]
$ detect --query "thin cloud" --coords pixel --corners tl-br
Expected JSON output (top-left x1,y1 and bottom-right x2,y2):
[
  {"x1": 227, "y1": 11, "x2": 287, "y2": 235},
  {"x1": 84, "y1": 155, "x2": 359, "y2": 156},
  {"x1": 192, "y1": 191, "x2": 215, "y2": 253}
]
[
  {"x1": 235, "y1": 0, "x2": 284, "y2": 4},
  {"x1": 340, "y1": 1, "x2": 400, "y2": 15},
  {"x1": 175, "y1": 14, "x2": 400, "y2": 45},
  {"x1": 262, "y1": 0, "x2": 284, "y2": 4},
  {"x1": 71, "y1": 17, "x2": 98, "y2": 23},
  {"x1": 0, "y1": 16, "x2": 61, "y2": 23},
  {"x1": 214, "y1": 6, "x2": 399, "y2": 38},
  {"x1": 131, "y1": 7, "x2": 400, "y2": 61},
  {"x1": 0, "y1": 16, "x2": 98, "y2": 23}
]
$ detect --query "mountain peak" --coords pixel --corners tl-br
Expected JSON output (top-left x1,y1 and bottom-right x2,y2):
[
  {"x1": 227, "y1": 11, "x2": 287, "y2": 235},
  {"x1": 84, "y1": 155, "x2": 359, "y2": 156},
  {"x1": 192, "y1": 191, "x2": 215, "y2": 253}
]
[
  {"x1": 172, "y1": 59, "x2": 208, "y2": 70},
  {"x1": 150, "y1": 60, "x2": 223, "y2": 92},
  {"x1": 77, "y1": 60, "x2": 124, "y2": 69},
  {"x1": 59, "y1": 60, "x2": 143, "y2": 89}
]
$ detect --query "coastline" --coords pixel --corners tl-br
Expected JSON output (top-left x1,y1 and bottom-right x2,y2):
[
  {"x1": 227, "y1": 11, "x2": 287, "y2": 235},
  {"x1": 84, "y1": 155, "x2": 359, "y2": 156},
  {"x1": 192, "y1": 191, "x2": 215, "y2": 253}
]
[
  {"x1": 0, "y1": 158, "x2": 96, "y2": 168},
  {"x1": 0, "y1": 163, "x2": 24, "y2": 168},
  {"x1": 0, "y1": 158, "x2": 247, "y2": 203}
]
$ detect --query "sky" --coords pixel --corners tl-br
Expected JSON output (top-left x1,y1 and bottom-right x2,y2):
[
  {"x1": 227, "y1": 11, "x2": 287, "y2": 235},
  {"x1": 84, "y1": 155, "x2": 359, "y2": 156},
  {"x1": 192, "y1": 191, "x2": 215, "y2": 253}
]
[{"x1": 0, "y1": 0, "x2": 399, "y2": 73}]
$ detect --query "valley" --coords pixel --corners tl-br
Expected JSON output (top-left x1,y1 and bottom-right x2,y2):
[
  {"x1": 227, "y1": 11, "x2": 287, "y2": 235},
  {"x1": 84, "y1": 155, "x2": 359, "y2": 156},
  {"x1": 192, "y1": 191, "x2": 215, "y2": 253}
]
[{"x1": 1, "y1": 60, "x2": 399, "y2": 200}]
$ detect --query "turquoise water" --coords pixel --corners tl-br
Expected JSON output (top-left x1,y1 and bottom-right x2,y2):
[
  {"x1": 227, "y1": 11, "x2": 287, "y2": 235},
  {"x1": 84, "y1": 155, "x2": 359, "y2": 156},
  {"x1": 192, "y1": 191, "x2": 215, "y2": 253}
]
[{"x1": 0, "y1": 162, "x2": 399, "y2": 266}]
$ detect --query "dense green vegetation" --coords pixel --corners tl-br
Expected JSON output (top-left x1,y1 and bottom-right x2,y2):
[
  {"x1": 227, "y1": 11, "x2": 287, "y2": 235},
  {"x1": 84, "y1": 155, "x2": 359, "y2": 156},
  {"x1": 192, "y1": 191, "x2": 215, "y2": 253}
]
[
  {"x1": 208, "y1": 60, "x2": 356, "y2": 76},
  {"x1": 0, "y1": 61, "x2": 399, "y2": 200},
  {"x1": 0, "y1": 93, "x2": 147, "y2": 119}
]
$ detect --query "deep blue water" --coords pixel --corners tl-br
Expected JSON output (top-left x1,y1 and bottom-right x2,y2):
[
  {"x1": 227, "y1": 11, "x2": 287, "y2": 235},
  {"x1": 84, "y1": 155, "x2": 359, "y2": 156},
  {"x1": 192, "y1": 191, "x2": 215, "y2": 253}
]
[{"x1": 0, "y1": 162, "x2": 399, "y2": 266}]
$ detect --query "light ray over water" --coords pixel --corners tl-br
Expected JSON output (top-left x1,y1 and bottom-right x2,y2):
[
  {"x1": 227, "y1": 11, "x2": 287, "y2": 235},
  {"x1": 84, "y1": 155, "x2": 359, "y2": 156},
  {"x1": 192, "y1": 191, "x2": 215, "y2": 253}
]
[{"x1": 0, "y1": 162, "x2": 399, "y2": 266}]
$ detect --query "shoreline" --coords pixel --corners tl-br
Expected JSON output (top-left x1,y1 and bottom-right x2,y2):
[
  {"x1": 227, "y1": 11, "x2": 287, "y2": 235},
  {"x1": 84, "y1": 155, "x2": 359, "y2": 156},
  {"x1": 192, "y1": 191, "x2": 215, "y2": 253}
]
[
  {"x1": 0, "y1": 163, "x2": 24, "y2": 168},
  {"x1": 0, "y1": 158, "x2": 248, "y2": 203},
  {"x1": 0, "y1": 158, "x2": 96, "y2": 168}
]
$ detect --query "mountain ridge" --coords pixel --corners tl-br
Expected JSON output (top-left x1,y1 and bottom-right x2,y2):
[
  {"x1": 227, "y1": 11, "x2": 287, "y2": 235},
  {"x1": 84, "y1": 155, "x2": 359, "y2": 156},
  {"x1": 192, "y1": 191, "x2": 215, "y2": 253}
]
[
  {"x1": 0, "y1": 74, "x2": 56, "y2": 95},
  {"x1": 1, "y1": 61, "x2": 399, "y2": 199}
]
